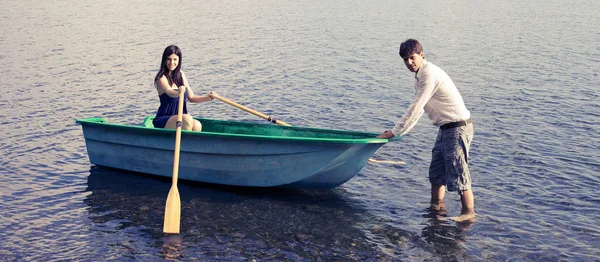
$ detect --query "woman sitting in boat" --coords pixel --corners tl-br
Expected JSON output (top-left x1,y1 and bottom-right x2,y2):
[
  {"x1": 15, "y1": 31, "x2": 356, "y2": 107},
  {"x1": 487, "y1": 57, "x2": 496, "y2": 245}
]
[{"x1": 153, "y1": 45, "x2": 216, "y2": 131}]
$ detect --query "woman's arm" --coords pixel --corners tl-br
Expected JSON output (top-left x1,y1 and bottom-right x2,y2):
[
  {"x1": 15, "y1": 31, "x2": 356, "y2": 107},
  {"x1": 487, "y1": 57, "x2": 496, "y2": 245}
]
[
  {"x1": 182, "y1": 71, "x2": 214, "y2": 103},
  {"x1": 156, "y1": 75, "x2": 181, "y2": 97}
]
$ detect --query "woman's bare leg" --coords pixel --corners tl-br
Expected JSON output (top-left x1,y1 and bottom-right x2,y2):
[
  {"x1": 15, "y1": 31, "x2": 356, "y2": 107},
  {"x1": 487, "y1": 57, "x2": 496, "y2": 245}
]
[
  {"x1": 192, "y1": 120, "x2": 202, "y2": 132},
  {"x1": 164, "y1": 114, "x2": 194, "y2": 130},
  {"x1": 164, "y1": 115, "x2": 180, "y2": 129}
]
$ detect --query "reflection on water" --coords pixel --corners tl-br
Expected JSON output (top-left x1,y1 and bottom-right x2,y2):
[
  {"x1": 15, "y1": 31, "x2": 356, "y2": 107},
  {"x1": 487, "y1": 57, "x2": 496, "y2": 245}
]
[
  {"x1": 420, "y1": 209, "x2": 471, "y2": 261},
  {"x1": 84, "y1": 166, "x2": 385, "y2": 260},
  {"x1": 161, "y1": 235, "x2": 183, "y2": 260},
  {"x1": 2, "y1": 0, "x2": 599, "y2": 260},
  {"x1": 84, "y1": 166, "x2": 477, "y2": 260}
]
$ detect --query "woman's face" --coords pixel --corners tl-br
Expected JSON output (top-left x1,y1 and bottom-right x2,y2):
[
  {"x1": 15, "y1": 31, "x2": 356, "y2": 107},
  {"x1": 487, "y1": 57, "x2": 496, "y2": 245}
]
[{"x1": 165, "y1": 54, "x2": 179, "y2": 72}]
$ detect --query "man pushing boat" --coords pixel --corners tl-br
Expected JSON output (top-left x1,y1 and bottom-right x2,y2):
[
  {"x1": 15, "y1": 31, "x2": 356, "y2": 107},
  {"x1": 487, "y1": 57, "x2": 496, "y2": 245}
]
[{"x1": 377, "y1": 39, "x2": 475, "y2": 222}]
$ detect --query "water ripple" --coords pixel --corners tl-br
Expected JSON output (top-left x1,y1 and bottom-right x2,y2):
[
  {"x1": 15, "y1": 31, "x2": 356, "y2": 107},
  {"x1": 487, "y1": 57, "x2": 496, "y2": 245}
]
[{"x1": 1, "y1": 0, "x2": 600, "y2": 261}]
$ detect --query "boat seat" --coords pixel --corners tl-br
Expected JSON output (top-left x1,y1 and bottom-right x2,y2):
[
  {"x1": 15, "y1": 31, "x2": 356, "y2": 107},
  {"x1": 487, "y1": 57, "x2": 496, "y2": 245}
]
[{"x1": 142, "y1": 116, "x2": 155, "y2": 128}]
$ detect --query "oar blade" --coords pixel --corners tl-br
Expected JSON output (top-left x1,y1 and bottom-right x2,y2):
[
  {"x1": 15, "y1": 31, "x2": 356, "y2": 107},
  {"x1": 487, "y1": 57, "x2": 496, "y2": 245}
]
[
  {"x1": 368, "y1": 158, "x2": 406, "y2": 165},
  {"x1": 163, "y1": 186, "x2": 181, "y2": 234}
]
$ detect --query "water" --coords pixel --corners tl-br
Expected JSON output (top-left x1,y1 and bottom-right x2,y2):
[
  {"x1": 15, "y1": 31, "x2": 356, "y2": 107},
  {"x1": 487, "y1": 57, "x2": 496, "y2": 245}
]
[{"x1": 1, "y1": 0, "x2": 599, "y2": 261}]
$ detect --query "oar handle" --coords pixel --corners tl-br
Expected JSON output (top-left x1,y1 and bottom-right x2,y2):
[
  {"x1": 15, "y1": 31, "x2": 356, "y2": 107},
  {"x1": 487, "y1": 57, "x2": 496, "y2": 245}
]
[
  {"x1": 172, "y1": 88, "x2": 186, "y2": 184},
  {"x1": 213, "y1": 95, "x2": 291, "y2": 126}
]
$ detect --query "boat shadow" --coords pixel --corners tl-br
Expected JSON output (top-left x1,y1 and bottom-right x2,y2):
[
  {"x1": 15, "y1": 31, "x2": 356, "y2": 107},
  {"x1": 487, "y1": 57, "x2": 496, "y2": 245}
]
[
  {"x1": 85, "y1": 165, "x2": 354, "y2": 205},
  {"x1": 83, "y1": 166, "x2": 382, "y2": 260}
]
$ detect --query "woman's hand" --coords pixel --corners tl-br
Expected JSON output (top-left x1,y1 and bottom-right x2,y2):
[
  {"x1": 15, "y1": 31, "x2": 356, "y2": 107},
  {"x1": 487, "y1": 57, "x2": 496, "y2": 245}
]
[
  {"x1": 178, "y1": 86, "x2": 187, "y2": 94},
  {"x1": 208, "y1": 91, "x2": 218, "y2": 100}
]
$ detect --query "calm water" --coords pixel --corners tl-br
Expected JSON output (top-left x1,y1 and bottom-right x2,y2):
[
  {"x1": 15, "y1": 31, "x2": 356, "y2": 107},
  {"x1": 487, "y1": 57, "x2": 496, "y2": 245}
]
[{"x1": 1, "y1": 0, "x2": 599, "y2": 261}]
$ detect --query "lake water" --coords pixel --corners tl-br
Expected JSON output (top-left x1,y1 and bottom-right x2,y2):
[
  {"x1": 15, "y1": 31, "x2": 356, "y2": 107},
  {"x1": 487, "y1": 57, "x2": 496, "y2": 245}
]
[{"x1": 1, "y1": 0, "x2": 599, "y2": 261}]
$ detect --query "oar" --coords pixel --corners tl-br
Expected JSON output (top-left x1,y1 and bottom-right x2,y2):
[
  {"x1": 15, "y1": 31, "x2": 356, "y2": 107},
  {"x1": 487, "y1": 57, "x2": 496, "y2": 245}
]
[
  {"x1": 213, "y1": 95, "x2": 290, "y2": 126},
  {"x1": 213, "y1": 94, "x2": 405, "y2": 166},
  {"x1": 367, "y1": 158, "x2": 406, "y2": 165},
  {"x1": 163, "y1": 87, "x2": 185, "y2": 234}
]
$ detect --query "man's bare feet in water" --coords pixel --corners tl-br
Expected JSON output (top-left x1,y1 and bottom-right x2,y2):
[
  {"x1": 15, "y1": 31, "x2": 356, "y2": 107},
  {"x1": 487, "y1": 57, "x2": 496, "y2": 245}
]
[
  {"x1": 430, "y1": 199, "x2": 448, "y2": 219},
  {"x1": 450, "y1": 208, "x2": 476, "y2": 223},
  {"x1": 450, "y1": 189, "x2": 476, "y2": 223}
]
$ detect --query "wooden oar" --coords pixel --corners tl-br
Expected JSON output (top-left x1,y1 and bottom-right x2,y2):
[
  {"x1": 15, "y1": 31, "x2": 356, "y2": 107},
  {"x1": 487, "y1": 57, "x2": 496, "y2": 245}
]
[
  {"x1": 213, "y1": 95, "x2": 290, "y2": 126},
  {"x1": 163, "y1": 87, "x2": 185, "y2": 234},
  {"x1": 367, "y1": 158, "x2": 406, "y2": 165},
  {"x1": 213, "y1": 94, "x2": 405, "y2": 166}
]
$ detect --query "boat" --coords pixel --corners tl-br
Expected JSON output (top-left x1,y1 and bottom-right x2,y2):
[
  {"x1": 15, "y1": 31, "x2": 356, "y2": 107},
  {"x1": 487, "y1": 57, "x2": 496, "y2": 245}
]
[{"x1": 76, "y1": 116, "x2": 400, "y2": 189}]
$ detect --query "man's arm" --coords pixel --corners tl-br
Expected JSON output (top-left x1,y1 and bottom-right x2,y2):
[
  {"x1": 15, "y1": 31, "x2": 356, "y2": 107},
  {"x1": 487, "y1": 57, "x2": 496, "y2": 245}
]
[{"x1": 390, "y1": 73, "x2": 437, "y2": 136}]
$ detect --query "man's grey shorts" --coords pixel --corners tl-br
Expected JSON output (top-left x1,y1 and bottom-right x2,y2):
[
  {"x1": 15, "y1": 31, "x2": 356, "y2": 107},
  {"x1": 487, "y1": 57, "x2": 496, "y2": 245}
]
[{"x1": 429, "y1": 122, "x2": 474, "y2": 192}]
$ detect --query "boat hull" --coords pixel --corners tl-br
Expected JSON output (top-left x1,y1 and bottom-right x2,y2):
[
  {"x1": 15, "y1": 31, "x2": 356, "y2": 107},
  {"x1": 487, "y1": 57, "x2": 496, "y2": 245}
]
[{"x1": 77, "y1": 117, "x2": 397, "y2": 189}]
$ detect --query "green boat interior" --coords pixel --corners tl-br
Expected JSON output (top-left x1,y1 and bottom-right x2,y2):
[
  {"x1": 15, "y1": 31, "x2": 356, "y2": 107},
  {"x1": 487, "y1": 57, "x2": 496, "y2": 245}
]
[
  {"x1": 142, "y1": 116, "x2": 381, "y2": 140},
  {"x1": 76, "y1": 116, "x2": 400, "y2": 142}
]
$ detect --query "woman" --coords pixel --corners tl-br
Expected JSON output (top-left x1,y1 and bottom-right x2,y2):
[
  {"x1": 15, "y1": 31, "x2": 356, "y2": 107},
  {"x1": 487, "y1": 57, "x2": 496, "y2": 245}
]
[{"x1": 153, "y1": 45, "x2": 216, "y2": 131}]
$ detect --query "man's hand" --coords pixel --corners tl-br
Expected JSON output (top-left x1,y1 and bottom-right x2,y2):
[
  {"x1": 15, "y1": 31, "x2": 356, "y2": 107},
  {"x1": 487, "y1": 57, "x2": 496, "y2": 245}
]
[{"x1": 377, "y1": 130, "x2": 395, "y2": 139}]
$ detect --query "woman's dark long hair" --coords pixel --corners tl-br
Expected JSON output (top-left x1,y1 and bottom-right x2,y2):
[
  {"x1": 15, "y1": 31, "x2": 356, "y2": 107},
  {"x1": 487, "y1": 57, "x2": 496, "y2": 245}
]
[{"x1": 154, "y1": 45, "x2": 183, "y2": 87}]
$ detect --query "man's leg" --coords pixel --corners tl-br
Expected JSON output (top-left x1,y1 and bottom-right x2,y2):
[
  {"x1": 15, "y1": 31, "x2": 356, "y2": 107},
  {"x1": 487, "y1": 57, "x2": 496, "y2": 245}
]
[
  {"x1": 454, "y1": 123, "x2": 475, "y2": 221},
  {"x1": 460, "y1": 189, "x2": 475, "y2": 214},
  {"x1": 431, "y1": 183, "x2": 446, "y2": 200},
  {"x1": 430, "y1": 183, "x2": 446, "y2": 210},
  {"x1": 429, "y1": 130, "x2": 446, "y2": 213},
  {"x1": 453, "y1": 189, "x2": 475, "y2": 222}
]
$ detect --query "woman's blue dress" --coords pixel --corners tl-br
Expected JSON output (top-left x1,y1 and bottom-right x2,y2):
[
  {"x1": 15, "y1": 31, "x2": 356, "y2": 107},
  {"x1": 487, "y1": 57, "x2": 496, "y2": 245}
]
[{"x1": 152, "y1": 90, "x2": 189, "y2": 128}]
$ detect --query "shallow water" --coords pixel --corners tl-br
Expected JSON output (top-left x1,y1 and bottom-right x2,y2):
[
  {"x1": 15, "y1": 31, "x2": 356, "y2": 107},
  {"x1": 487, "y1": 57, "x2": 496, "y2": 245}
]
[{"x1": 1, "y1": 0, "x2": 599, "y2": 261}]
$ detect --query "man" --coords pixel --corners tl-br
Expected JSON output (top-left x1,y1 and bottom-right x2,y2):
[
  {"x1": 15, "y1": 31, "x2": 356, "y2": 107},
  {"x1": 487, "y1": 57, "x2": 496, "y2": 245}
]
[{"x1": 377, "y1": 39, "x2": 475, "y2": 222}]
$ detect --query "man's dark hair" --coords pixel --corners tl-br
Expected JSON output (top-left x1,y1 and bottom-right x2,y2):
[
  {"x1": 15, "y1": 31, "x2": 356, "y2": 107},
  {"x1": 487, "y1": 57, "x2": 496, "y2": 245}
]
[{"x1": 399, "y1": 39, "x2": 423, "y2": 58}]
